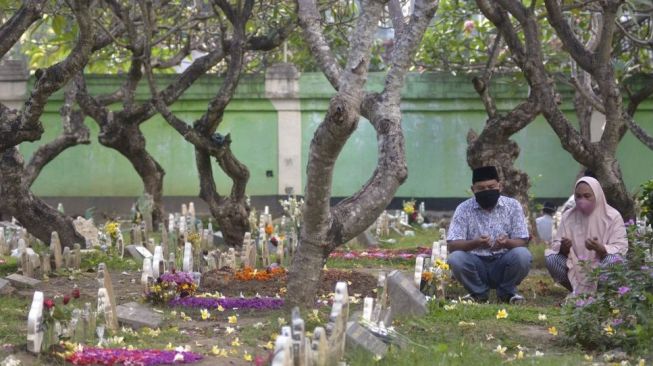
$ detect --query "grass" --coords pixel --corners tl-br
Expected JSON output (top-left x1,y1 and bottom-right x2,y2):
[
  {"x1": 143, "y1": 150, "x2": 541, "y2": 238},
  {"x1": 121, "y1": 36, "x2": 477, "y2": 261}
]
[
  {"x1": 0, "y1": 255, "x2": 18, "y2": 277},
  {"x1": 347, "y1": 299, "x2": 589, "y2": 366},
  {"x1": 0, "y1": 296, "x2": 30, "y2": 346},
  {"x1": 81, "y1": 249, "x2": 139, "y2": 271}
]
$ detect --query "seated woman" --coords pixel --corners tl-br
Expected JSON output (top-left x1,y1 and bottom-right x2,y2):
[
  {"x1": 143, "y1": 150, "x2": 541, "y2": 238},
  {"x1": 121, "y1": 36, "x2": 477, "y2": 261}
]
[{"x1": 545, "y1": 177, "x2": 628, "y2": 294}]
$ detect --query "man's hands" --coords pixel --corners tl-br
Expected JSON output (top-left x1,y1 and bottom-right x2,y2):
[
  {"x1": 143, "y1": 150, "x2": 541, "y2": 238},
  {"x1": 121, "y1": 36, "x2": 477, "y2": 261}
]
[
  {"x1": 475, "y1": 234, "x2": 509, "y2": 251},
  {"x1": 476, "y1": 235, "x2": 492, "y2": 250}
]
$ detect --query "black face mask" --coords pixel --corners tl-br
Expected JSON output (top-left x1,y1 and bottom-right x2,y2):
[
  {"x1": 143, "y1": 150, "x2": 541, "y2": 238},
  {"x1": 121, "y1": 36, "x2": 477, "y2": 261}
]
[{"x1": 475, "y1": 189, "x2": 500, "y2": 209}]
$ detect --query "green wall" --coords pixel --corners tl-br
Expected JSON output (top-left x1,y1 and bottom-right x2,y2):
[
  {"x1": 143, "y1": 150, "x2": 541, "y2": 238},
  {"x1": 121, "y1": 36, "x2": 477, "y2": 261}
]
[
  {"x1": 23, "y1": 75, "x2": 279, "y2": 197},
  {"x1": 300, "y1": 72, "x2": 653, "y2": 199},
  {"x1": 19, "y1": 72, "x2": 653, "y2": 200}
]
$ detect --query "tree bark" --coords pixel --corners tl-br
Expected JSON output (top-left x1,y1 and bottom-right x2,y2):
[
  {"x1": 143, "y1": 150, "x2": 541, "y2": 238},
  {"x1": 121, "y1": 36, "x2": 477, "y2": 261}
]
[
  {"x1": 1, "y1": 148, "x2": 85, "y2": 246},
  {"x1": 195, "y1": 148, "x2": 250, "y2": 247}
]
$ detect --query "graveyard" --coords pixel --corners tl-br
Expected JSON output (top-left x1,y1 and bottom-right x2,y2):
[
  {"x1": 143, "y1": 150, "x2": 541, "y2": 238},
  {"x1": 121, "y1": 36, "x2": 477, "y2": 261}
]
[
  {"x1": 2, "y1": 0, "x2": 653, "y2": 363},
  {"x1": 0, "y1": 197, "x2": 650, "y2": 366}
]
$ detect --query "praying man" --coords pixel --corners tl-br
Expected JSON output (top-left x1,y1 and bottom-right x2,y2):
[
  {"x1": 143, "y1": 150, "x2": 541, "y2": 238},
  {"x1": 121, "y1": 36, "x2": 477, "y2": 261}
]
[{"x1": 446, "y1": 165, "x2": 532, "y2": 304}]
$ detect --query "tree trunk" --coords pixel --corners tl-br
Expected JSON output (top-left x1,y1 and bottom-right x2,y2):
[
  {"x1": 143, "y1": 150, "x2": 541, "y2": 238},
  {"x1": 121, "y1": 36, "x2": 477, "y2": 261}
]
[
  {"x1": 0, "y1": 148, "x2": 85, "y2": 246},
  {"x1": 467, "y1": 130, "x2": 534, "y2": 228},
  {"x1": 98, "y1": 122, "x2": 165, "y2": 226},
  {"x1": 195, "y1": 147, "x2": 250, "y2": 247},
  {"x1": 286, "y1": 0, "x2": 437, "y2": 308},
  {"x1": 286, "y1": 235, "x2": 330, "y2": 306}
]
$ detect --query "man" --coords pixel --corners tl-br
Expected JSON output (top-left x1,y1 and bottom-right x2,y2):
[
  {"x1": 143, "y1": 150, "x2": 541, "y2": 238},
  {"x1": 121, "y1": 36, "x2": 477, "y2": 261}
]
[
  {"x1": 536, "y1": 202, "x2": 556, "y2": 244},
  {"x1": 447, "y1": 166, "x2": 532, "y2": 303}
]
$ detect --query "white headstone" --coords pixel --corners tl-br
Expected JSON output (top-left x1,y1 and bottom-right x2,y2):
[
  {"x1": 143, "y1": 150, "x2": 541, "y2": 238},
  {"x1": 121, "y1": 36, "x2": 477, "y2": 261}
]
[
  {"x1": 414, "y1": 256, "x2": 424, "y2": 287},
  {"x1": 168, "y1": 213, "x2": 175, "y2": 234},
  {"x1": 117, "y1": 233, "x2": 125, "y2": 258},
  {"x1": 141, "y1": 257, "x2": 153, "y2": 286},
  {"x1": 182, "y1": 242, "x2": 193, "y2": 272},
  {"x1": 327, "y1": 282, "x2": 349, "y2": 362},
  {"x1": 27, "y1": 291, "x2": 45, "y2": 353},
  {"x1": 430, "y1": 241, "x2": 438, "y2": 265},
  {"x1": 189, "y1": 202, "x2": 196, "y2": 219},
  {"x1": 271, "y1": 335, "x2": 293, "y2": 366},
  {"x1": 97, "y1": 288, "x2": 114, "y2": 338},
  {"x1": 152, "y1": 246, "x2": 164, "y2": 278}
]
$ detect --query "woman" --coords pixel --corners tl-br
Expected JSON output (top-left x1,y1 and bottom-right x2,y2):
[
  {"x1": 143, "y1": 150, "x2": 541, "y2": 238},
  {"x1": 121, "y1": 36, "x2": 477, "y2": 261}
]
[{"x1": 545, "y1": 177, "x2": 628, "y2": 294}]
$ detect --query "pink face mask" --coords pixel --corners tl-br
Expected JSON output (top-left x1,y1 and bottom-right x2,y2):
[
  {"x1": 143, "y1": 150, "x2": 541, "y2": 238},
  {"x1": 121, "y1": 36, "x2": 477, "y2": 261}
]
[{"x1": 575, "y1": 198, "x2": 595, "y2": 215}]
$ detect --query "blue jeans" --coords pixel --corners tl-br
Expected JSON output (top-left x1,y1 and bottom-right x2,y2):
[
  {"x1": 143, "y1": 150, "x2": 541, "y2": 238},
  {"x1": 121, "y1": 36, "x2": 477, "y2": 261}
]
[{"x1": 447, "y1": 247, "x2": 532, "y2": 301}]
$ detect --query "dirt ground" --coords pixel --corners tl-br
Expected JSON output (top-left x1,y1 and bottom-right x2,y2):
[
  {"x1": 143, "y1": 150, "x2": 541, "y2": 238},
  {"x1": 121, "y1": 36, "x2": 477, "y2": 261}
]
[{"x1": 200, "y1": 268, "x2": 378, "y2": 298}]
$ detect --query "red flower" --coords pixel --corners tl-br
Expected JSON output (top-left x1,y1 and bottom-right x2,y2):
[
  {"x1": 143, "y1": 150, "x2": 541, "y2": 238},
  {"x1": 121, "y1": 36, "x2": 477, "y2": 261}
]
[
  {"x1": 43, "y1": 299, "x2": 55, "y2": 310},
  {"x1": 63, "y1": 295, "x2": 71, "y2": 305},
  {"x1": 270, "y1": 237, "x2": 278, "y2": 247},
  {"x1": 72, "y1": 288, "x2": 81, "y2": 299}
]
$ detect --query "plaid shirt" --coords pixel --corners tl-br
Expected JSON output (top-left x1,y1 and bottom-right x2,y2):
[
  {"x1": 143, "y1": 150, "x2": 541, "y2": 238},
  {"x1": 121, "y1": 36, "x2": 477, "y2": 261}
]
[{"x1": 447, "y1": 195, "x2": 529, "y2": 256}]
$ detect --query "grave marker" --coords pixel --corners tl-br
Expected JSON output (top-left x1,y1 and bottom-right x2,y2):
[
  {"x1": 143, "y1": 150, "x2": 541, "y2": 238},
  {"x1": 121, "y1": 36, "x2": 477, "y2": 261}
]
[
  {"x1": 73, "y1": 243, "x2": 82, "y2": 269},
  {"x1": 141, "y1": 257, "x2": 153, "y2": 286},
  {"x1": 414, "y1": 256, "x2": 425, "y2": 287},
  {"x1": 152, "y1": 246, "x2": 164, "y2": 278},
  {"x1": 326, "y1": 282, "x2": 349, "y2": 362},
  {"x1": 183, "y1": 242, "x2": 193, "y2": 272},
  {"x1": 168, "y1": 252, "x2": 176, "y2": 272},
  {"x1": 311, "y1": 327, "x2": 328, "y2": 366},
  {"x1": 271, "y1": 335, "x2": 293, "y2": 366},
  {"x1": 27, "y1": 291, "x2": 44, "y2": 353},
  {"x1": 116, "y1": 302, "x2": 164, "y2": 329},
  {"x1": 97, "y1": 288, "x2": 117, "y2": 333},
  {"x1": 0, "y1": 228, "x2": 7, "y2": 255},
  {"x1": 6, "y1": 273, "x2": 41, "y2": 288},
  {"x1": 41, "y1": 253, "x2": 51, "y2": 275},
  {"x1": 97, "y1": 263, "x2": 118, "y2": 330},
  {"x1": 50, "y1": 232, "x2": 63, "y2": 271},
  {"x1": 387, "y1": 270, "x2": 427, "y2": 319}
]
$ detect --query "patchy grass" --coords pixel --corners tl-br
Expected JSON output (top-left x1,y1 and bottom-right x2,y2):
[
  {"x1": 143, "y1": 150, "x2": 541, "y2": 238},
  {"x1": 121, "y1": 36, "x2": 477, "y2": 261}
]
[
  {"x1": 326, "y1": 257, "x2": 412, "y2": 270},
  {"x1": 0, "y1": 255, "x2": 19, "y2": 277},
  {"x1": 348, "y1": 299, "x2": 588, "y2": 365},
  {"x1": 81, "y1": 249, "x2": 139, "y2": 271},
  {"x1": 0, "y1": 296, "x2": 30, "y2": 346}
]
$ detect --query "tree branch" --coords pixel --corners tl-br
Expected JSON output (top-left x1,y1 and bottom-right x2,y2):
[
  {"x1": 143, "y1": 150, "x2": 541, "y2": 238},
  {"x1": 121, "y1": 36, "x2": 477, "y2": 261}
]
[
  {"x1": 570, "y1": 76, "x2": 606, "y2": 114},
  {"x1": 0, "y1": 0, "x2": 94, "y2": 152},
  {"x1": 297, "y1": 0, "x2": 343, "y2": 90},
  {"x1": 472, "y1": 34, "x2": 502, "y2": 119},
  {"x1": 24, "y1": 82, "x2": 90, "y2": 186},
  {"x1": 543, "y1": 0, "x2": 595, "y2": 72},
  {"x1": 0, "y1": 0, "x2": 46, "y2": 59},
  {"x1": 626, "y1": 117, "x2": 653, "y2": 150},
  {"x1": 383, "y1": 0, "x2": 439, "y2": 104}
]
